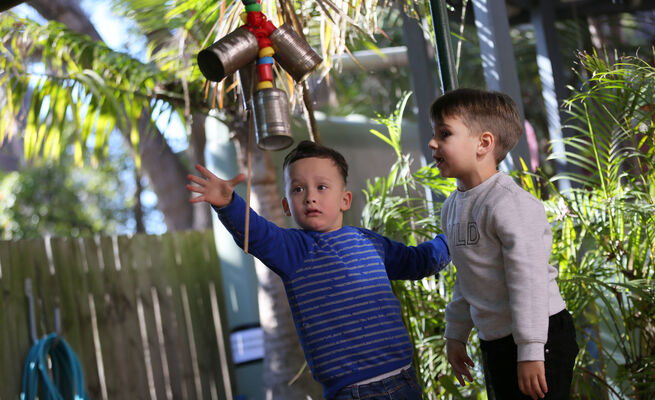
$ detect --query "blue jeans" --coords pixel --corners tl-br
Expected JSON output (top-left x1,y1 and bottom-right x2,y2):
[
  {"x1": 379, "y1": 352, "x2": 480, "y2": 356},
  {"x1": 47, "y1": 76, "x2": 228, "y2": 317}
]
[{"x1": 331, "y1": 366, "x2": 423, "y2": 400}]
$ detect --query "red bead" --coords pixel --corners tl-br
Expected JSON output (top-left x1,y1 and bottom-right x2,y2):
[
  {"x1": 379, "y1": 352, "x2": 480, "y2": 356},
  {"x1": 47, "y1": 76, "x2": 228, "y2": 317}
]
[
  {"x1": 247, "y1": 11, "x2": 264, "y2": 27},
  {"x1": 261, "y1": 20, "x2": 277, "y2": 36},
  {"x1": 257, "y1": 63, "x2": 273, "y2": 81},
  {"x1": 257, "y1": 37, "x2": 272, "y2": 48},
  {"x1": 253, "y1": 27, "x2": 268, "y2": 39}
]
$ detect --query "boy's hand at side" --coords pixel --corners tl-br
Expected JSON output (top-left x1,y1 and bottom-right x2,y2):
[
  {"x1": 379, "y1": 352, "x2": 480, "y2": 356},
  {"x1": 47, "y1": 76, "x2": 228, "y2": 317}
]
[
  {"x1": 446, "y1": 338, "x2": 474, "y2": 386},
  {"x1": 518, "y1": 360, "x2": 547, "y2": 399},
  {"x1": 186, "y1": 164, "x2": 246, "y2": 208}
]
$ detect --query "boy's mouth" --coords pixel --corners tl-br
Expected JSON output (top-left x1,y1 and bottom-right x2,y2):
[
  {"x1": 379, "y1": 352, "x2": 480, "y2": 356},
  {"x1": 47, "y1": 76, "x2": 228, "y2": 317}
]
[
  {"x1": 434, "y1": 156, "x2": 444, "y2": 166},
  {"x1": 306, "y1": 208, "x2": 320, "y2": 216}
]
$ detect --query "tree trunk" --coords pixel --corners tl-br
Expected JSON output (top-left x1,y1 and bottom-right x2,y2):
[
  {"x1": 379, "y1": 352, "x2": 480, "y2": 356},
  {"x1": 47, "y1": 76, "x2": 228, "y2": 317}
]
[
  {"x1": 232, "y1": 119, "x2": 324, "y2": 399},
  {"x1": 27, "y1": 0, "x2": 102, "y2": 40},
  {"x1": 0, "y1": 87, "x2": 29, "y2": 171},
  {"x1": 135, "y1": 110, "x2": 195, "y2": 230}
]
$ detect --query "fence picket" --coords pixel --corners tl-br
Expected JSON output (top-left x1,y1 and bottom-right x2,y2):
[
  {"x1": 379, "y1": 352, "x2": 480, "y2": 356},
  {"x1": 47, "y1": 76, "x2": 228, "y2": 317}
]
[{"x1": 0, "y1": 230, "x2": 235, "y2": 400}]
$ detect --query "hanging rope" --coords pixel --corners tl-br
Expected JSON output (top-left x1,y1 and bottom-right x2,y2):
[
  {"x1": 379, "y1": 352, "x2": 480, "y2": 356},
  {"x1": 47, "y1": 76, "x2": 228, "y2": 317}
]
[
  {"x1": 239, "y1": 0, "x2": 278, "y2": 252},
  {"x1": 21, "y1": 332, "x2": 89, "y2": 400},
  {"x1": 244, "y1": 112, "x2": 255, "y2": 253}
]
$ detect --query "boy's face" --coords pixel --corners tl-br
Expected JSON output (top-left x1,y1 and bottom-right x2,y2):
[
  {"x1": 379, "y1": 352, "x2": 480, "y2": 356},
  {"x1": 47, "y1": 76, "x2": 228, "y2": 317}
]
[
  {"x1": 282, "y1": 157, "x2": 352, "y2": 232},
  {"x1": 428, "y1": 115, "x2": 483, "y2": 187}
]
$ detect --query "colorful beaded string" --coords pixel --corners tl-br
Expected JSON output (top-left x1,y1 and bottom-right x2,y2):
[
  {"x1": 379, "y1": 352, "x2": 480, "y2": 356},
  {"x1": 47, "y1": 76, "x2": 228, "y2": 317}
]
[
  {"x1": 240, "y1": 0, "x2": 277, "y2": 91},
  {"x1": 239, "y1": 0, "x2": 281, "y2": 253}
]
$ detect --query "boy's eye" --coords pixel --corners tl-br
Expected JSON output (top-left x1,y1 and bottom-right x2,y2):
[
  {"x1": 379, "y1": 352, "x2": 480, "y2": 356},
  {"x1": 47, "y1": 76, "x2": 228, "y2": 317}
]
[
  {"x1": 292, "y1": 186, "x2": 304, "y2": 193},
  {"x1": 440, "y1": 130, "x2": 451, "y2": 139},
  {"x1": 317, "y1": 185, "x2": 327, "y2": 191}
]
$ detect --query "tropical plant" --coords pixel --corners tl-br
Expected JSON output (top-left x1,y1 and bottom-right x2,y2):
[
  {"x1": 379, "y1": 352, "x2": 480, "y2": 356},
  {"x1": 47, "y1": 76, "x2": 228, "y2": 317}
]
[{"x1": 533, "y1": 50, "x2": 655, "y2": 399}]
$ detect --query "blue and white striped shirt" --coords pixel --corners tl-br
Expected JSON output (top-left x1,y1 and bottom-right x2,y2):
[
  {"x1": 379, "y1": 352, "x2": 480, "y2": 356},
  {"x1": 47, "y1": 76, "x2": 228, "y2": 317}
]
[{"x1": 216, "y1": 193, "x2": 450, "y2": 398}]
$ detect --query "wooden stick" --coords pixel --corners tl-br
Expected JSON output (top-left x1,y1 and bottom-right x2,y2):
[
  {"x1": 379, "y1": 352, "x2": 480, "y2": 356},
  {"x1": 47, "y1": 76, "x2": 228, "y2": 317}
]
[
  {"x1": 243, "y1": 114, "x2": 254, "y2": 253},
  {"x1": 203, "y1": 80, "x2": 210, "y2": 101},
  {"x1": 211, "y1": 82, "x2": 219, "y2": 109}
]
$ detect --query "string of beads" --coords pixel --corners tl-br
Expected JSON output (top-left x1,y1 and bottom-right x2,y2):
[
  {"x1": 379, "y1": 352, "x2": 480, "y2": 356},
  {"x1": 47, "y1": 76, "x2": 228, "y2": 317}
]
[{"x1": 239, "y1": 1, "x2": 277, "y2": 90}]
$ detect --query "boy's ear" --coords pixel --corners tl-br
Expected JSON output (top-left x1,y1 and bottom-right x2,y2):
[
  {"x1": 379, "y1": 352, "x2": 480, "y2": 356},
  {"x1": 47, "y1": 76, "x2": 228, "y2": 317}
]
[
  {"x1": 478, "y1": 131, "x2": 495, "y2": 156},
  {"x1": 340, "y1": 190, "x2": 352, "y2": 212},
  {"x1": 281, "y1": 197, "x2": 292, "y2": 216}
]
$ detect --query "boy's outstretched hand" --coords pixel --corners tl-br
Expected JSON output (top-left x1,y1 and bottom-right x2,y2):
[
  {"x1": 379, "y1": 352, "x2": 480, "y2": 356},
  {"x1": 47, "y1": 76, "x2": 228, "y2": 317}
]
[
  {"x1": 446, "y1": 338, "x2": 475, "y2": 386},
  {"x1": 518, "y1": 360, "x2": 548, "y2": 400},
  {"x1": 186, "y1": 164, "x2": 246, "y2": 208}
]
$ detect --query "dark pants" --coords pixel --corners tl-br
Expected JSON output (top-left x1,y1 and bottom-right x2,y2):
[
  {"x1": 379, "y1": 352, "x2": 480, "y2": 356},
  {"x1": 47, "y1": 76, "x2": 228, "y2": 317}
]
[
  {"x1": 331, "y1": 366, "x2": 423, "y2": 400},
  {"x1": 480, "y1": 309, "x2": 578, "y2": 400}
]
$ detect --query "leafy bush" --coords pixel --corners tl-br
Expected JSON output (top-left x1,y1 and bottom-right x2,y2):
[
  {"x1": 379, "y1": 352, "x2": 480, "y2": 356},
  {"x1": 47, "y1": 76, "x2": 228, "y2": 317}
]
[{"x1": 539, "y1": 50, "x2": 655, "y2": 399}]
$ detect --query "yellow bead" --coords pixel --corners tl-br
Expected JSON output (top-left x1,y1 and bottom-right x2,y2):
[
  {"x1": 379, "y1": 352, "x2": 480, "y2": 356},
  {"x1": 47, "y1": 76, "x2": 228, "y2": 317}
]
[
  {"x1": 259, "y1": 47, "x2": 275, "y2": 58},
  {"x1": 256, "y1": 81, "x2": 273, "y2": 90},
  {"x1": 240, "y1": 12, "x2": 248, "y2": 23}
]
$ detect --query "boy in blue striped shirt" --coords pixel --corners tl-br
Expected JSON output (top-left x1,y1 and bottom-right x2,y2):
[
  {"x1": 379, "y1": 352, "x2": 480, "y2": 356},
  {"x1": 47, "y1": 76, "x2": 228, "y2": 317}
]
[{"x1": 187, "y1": 140, "x2": 450, "y2": 399}]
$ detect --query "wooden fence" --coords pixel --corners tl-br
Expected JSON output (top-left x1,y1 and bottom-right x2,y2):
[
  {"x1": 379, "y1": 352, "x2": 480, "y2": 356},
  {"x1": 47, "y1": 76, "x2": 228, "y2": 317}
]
[{"x1": 0, "y1": 230, "x2": 235, "y2": 400}]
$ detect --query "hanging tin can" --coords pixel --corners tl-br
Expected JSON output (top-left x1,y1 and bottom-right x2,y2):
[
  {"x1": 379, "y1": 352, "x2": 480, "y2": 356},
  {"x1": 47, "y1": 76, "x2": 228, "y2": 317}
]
[
  {"x1": 197, "y1": 27, "x2": 259, "y2": 82},
  {"x1": 269, "y1": 24, "x2": 323, "y2": 83},
  {"x1": 251, "y1": 88, "x2": 293, "y2": 151}
]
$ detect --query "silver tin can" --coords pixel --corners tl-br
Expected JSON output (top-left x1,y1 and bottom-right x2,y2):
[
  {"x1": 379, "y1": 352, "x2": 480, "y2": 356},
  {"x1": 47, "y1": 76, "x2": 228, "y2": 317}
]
[
  {"x1": 270, "y1": 24, "x2": 323, "y2": 83},
  {"x1": 198, "y1": 27, "x2": 259, "y2": 82},
  {"x1": 252, "y1": 88, "x2": 294, "y2": 151}
]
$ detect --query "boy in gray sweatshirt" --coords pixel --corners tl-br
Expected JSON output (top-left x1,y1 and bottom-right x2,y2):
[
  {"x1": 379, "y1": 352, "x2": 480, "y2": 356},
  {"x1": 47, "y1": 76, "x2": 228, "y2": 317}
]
[{"x1": 428, "y1": 88, "x2": 578, "y2": 399}]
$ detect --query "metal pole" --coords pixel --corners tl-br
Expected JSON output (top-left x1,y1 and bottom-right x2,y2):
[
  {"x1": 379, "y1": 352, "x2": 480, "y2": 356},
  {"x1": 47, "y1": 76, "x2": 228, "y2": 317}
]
[{"x1": 429, "y1": 0, "x2": 458, "y2": 92}]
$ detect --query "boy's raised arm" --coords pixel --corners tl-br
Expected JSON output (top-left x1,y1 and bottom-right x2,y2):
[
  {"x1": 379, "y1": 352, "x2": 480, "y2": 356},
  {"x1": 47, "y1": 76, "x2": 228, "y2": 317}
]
[{"x1": 186, "y1": 164, "x2": 311, "y2": 280}]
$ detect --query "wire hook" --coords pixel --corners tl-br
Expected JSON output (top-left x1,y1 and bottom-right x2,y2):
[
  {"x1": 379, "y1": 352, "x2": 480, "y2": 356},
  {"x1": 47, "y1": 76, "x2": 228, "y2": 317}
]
[
  {"x1": 24, "y1": 278, "x2": 38, "y2": 344},
  {"x1": 25, "y1": 278, "x2": 62, "y2": 343}
]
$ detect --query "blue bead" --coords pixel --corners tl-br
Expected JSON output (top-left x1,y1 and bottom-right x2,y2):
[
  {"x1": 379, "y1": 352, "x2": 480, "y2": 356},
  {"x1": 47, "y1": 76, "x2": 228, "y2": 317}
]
[{"x1": 257, "y1": 56, "x2": 274, "y2": 65}]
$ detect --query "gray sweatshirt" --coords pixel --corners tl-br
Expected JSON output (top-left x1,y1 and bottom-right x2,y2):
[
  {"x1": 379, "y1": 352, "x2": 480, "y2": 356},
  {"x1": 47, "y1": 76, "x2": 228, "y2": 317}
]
[{"x1": 442, "y1": 171, "x2": 566, "y2": 361}]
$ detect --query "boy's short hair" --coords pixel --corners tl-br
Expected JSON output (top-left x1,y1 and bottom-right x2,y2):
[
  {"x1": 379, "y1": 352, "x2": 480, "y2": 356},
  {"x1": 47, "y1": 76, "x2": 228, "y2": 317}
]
[
  {"x1": 429, "y1": 88, "x2": 523, "y2": 164},
  {"x1": 283, "y1": 140, "x2": 349, "y2": 184}
]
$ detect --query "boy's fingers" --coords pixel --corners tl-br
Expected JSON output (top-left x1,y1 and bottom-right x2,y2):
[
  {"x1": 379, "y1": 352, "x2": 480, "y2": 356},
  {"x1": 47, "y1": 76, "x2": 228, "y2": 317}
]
[
  {"x1": 186, "y1": 183, "x2": 202, "y2": 193},
  {"x1": 195, "y1": 164, "x2": 217, "y2": 179},
  {"x1": 519, "y1": 379, "x2": 533, "y2": 399},
  {"x1": 539, "y1": 374, "x2": 548, "y2": 395},
  {"x1": 187, "y1": 174, "x2": 207, "y2": 186},
  {"x1": 453, "y1": 361, "x2": 473, "y2": 384},
  {"x1": 533, "y1": 375, "x2": 546, "y2": 399},
  {"x1": 229, "y1": 173, "x2": 246, "y2": 186},
  {"x1": 520, "y1": 377, "x2": 544, "y2": 400},
  {"x1": 454, "y1": 372, "x2": 466, "y2": 386}
]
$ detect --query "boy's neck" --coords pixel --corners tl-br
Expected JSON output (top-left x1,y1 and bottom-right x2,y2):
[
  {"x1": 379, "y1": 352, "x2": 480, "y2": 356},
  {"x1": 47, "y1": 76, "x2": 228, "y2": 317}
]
[
  {"x1": 311, "y1": 224, "x2": 344, "y2": 233},
  {"x1": 457, "y1": 166, "x2": 499, "y2": 191}
]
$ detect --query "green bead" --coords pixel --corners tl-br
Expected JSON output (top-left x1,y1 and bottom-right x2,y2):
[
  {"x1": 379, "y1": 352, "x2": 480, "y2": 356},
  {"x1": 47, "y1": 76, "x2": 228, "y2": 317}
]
[{"x1": 245, "y1": 3, "x2": 261, "y2": 12}]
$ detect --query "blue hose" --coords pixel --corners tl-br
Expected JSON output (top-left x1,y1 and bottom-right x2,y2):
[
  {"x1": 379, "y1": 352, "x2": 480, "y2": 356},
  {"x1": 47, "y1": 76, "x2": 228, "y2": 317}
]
[{"x1": 21, "y1": 333, "x2": 89, "y2": 400}]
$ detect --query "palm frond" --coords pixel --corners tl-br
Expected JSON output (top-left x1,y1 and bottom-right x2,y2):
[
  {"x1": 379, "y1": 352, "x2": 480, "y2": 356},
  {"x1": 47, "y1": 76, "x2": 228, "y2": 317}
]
[
  {"x1": 0, "y1": 14, "x2": 185, "y2": 164},
  {"x1": 558, "y1": 50, "x2": 655, "y2": 192}
]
